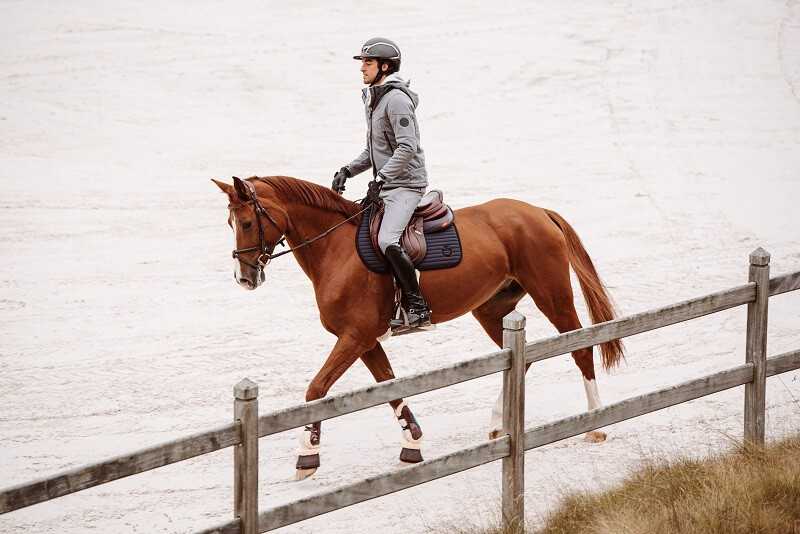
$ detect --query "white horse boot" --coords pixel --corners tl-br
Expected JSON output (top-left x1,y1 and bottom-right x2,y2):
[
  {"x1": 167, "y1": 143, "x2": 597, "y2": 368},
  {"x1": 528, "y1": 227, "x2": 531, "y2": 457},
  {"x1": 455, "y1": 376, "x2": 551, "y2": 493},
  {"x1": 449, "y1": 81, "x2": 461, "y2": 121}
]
[
  {"x1": 295, "y1": 421, "x2": 321, "y2": 480},
  {"x1": 395, "y1": 402, "x2": 424, "y2": 465}
]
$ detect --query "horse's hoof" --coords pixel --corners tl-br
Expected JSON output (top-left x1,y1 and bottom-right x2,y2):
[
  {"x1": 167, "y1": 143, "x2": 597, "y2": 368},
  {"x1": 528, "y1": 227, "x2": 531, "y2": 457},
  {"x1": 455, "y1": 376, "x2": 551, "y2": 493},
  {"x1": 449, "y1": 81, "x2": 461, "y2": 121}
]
[
  {"x1": 399, "y1": 447, "x2": 423, "y2": 464},
  {"x1": 584, "y1": 430, "x2": 607, "y2": 443},
  {"x1": 295, "y1": 467, "x2": 317, "y2": 481},
  {"x1": 488, "y1": 429, "x2": 502, "y2": 440}
]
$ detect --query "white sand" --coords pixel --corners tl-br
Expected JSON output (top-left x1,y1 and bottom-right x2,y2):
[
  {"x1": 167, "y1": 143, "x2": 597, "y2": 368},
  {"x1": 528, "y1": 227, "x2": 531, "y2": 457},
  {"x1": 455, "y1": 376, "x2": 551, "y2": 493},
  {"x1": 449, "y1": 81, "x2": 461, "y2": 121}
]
[{"x1": 2, "y1": 1, "x2": 799, "y2": 532}]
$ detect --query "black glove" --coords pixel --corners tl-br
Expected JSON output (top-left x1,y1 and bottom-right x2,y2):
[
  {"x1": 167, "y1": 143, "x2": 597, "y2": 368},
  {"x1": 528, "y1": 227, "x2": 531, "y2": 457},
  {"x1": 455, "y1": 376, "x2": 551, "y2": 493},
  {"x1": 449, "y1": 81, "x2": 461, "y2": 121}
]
[
  {"x1": 366, "y1": 179, "x2": 384, "y2": 205},
  {"x1": 331, "y1": 167, "x2": 350, "y2": 194}
]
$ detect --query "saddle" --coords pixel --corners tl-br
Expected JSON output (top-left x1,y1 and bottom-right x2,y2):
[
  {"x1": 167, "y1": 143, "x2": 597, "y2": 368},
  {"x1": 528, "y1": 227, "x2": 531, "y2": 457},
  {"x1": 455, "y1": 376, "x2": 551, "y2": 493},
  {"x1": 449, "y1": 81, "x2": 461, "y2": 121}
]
[{"x1": 368, "y1": 190, "x2": 455, "y2": 264}]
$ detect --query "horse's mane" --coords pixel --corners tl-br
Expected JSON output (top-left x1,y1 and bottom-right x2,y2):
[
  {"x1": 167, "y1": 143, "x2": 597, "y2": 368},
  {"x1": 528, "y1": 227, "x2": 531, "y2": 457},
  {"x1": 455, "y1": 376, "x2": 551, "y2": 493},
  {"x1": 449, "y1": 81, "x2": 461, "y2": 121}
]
[{"x1": 253, "y1": 176, "x2": 363, "y2": 224}]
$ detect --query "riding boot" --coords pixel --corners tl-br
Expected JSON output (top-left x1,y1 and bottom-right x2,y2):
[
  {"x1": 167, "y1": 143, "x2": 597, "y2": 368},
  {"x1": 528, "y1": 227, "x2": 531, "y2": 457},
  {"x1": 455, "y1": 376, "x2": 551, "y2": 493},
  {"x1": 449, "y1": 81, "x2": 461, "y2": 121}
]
[{"x1": 384, "y1": 244, "x2": 432, "y2": 328}]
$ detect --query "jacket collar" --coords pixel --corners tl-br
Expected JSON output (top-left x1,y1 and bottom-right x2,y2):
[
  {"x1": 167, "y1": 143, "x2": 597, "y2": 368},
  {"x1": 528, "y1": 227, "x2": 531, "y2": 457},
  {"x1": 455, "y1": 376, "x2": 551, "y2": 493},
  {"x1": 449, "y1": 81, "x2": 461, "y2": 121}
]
[{"x1": 363, "y1": 73, "x2": 411, "y2": 109}]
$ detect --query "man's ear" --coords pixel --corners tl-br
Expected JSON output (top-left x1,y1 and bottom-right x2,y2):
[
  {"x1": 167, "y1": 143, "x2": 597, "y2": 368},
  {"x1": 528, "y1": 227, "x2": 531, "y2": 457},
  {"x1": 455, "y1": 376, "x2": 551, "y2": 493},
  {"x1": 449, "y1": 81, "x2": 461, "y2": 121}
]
[{"x1": 232, "y1": 176, "x2": 250, "y2": 201}]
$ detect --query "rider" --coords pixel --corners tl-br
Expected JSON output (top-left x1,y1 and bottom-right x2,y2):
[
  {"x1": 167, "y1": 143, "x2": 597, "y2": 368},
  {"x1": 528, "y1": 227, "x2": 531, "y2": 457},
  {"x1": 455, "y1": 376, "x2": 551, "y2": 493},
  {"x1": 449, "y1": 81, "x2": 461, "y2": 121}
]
[{"x1": 331, "y1": 37, "x2": 432, "y2": 329}]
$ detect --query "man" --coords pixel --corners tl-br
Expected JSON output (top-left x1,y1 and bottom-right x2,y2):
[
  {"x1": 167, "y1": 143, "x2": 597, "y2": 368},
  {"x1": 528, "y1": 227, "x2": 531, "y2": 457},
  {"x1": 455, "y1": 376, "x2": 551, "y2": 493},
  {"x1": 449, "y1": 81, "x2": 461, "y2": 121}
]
[{"x1": 331, "y1": 37, "x2": 432, "y2": 330}]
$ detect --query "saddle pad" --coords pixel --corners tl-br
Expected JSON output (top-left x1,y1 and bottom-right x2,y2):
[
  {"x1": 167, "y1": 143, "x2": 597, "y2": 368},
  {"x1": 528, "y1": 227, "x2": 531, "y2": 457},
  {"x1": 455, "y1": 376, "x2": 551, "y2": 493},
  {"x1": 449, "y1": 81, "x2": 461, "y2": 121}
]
[{"x1": 356, "y1": 204, "x2": 463, "y2": 274}]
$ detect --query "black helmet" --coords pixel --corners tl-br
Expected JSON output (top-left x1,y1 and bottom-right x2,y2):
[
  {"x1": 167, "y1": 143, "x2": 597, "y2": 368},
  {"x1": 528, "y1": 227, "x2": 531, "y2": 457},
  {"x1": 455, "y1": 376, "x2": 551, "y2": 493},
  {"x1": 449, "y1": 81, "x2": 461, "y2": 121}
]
[{"x1": 353, "y1": 37, "x2": 401, "y2": 69}]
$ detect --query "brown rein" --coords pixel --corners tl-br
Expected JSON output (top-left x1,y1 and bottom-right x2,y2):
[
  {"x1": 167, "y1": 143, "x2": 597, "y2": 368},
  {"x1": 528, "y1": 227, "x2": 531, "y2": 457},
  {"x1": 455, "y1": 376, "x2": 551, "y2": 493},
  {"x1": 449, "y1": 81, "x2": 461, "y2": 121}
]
[{"x1": 230, "y1": 180, "x2": 370, "y2": 272}]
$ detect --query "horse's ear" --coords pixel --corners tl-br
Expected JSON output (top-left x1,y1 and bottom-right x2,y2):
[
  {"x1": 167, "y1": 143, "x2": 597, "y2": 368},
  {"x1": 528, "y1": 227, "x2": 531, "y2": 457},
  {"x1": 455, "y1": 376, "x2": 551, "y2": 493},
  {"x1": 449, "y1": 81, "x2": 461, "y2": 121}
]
[
  {"x1": 211, "y1": 178, "x2": 234, "y2": 197},
  {"x1": 232, "y1": 176, "x2": 250, "y2": 201}
]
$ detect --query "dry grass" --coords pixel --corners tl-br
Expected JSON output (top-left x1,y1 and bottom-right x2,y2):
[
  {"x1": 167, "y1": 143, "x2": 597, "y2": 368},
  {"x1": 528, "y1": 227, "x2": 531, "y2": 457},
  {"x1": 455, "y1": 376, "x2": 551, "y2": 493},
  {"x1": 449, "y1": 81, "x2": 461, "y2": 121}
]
[
  {"x1": 439, "y1": 435, "x2": 800, "y2": 534},
  {"x1": 537, "y1": 434, "x2": 800, "y2": 534}
]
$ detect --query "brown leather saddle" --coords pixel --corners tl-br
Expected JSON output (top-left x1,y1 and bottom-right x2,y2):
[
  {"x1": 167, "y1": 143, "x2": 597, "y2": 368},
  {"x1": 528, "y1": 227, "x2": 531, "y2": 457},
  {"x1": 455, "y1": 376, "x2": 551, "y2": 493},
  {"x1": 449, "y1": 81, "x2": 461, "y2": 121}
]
[{"x1": 369, "y1": 190, "x2": 455, "y2": 264}]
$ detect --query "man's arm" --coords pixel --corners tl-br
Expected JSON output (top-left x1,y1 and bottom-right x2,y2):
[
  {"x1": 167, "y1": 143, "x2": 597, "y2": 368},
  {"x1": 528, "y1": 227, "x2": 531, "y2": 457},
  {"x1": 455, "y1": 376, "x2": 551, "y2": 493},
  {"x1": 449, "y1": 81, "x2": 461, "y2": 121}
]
[{"x1": 344, "y1": 147, "x2": 371, "y2": 177}]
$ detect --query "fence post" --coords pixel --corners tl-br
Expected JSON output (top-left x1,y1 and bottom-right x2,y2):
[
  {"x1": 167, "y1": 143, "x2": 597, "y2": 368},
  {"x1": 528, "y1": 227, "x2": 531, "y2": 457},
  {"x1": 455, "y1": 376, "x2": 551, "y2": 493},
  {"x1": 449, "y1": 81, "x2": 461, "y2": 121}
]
[
  {"x1": 234, "y1": 378, "x2": 259, "y2": 534},
  {"x1": 502, "y1": 311, "x2": 526, "y2": 534},
  {"x1": 744, "y1": 248, "x2": 769, "y2": 445}
]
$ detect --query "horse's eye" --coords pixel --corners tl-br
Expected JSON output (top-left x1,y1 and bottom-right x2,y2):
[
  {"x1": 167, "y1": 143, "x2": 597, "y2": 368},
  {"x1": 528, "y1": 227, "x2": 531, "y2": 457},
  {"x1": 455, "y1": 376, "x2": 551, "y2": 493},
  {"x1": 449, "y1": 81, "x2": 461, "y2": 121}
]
[{"x1": 242, "y1": 221, "x2": 253, "y2": 230}]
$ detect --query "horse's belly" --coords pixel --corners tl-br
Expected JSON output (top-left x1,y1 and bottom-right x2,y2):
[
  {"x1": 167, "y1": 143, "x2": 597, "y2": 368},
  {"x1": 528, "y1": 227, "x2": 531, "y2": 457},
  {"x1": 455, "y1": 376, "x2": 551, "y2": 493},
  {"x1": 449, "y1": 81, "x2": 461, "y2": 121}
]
[{"x1": 418, "y1": 216, "x2": 512, "y2": 322}]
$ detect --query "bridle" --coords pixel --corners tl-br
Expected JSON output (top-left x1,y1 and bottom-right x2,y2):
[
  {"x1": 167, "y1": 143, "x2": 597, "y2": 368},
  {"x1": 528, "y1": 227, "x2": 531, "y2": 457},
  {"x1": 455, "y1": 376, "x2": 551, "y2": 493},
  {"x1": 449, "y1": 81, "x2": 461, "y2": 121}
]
[
  {"x1": 229, "y1": 179, "x2": 284, "y2": 276},
  {"x1": 229, "y1": 179, "x2": 370, "y2": 278}
]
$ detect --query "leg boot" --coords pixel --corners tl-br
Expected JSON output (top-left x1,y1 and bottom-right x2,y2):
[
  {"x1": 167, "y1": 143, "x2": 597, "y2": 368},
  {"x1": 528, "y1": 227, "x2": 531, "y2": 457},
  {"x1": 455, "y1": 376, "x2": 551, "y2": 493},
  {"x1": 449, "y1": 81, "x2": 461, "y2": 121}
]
[{"x1": 384, "y1": 244, "x2": 432, "y2": 328}]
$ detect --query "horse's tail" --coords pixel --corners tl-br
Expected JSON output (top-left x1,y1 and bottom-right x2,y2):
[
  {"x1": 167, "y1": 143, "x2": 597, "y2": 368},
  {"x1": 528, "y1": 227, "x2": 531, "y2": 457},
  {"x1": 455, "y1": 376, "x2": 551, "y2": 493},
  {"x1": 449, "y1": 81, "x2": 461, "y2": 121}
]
[{"x1": 544, "y1": 209, "x2": 624, "y2": 370}]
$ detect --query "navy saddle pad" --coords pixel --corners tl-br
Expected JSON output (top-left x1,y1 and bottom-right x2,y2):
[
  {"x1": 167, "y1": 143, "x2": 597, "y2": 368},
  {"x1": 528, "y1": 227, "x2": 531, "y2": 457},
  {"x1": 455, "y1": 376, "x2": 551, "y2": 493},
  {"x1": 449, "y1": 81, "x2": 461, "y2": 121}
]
[{"x1": 356, "y1": 204, "x2": 463, "y2": 274}]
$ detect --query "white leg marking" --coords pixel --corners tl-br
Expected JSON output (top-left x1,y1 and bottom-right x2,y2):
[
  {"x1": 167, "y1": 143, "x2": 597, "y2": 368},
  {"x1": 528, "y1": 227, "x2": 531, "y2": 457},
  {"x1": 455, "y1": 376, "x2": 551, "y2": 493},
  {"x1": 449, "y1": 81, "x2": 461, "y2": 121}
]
[
  {"x1": 489, "y1": 390, "x2": 503, "y2": 436},
  {"x1": 583, "y1": 378, "x2": 603, "y2": 411},
  {"x1": 583, "y1": 378, "x2": 607, "y2": 442}
]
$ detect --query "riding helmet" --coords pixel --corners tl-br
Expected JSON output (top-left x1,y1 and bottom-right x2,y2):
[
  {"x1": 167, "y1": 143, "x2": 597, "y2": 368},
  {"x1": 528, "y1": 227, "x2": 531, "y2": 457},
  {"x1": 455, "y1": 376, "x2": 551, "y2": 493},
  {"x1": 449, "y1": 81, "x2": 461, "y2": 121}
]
[{"x1": 353, "y1": 37, "x2": 402, "y2": 70}]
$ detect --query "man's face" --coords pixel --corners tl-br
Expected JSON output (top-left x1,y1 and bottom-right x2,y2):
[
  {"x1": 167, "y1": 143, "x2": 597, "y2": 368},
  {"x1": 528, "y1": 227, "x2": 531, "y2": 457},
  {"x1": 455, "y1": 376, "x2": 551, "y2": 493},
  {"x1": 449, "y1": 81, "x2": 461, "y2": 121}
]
[{"x1": 361, "y1": 58, "x2": 381, "y2": 84}]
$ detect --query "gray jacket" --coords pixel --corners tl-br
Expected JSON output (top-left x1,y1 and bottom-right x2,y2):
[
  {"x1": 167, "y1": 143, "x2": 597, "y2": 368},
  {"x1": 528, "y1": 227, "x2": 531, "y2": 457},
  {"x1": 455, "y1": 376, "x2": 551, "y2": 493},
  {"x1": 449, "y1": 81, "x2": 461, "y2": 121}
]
[{"x1": 344, "y1": 73, "x2": 428, "y2": 189}]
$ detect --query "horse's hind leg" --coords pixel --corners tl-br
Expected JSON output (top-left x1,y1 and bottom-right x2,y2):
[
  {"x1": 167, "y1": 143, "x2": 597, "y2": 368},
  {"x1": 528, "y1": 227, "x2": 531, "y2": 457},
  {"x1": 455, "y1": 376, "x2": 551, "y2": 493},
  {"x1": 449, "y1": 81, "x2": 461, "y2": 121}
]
[
  {"x1": 360, "y1": 343, "x2": 424, "y2": 466},
  {"x1": 471, "y1": 280, "x2": 527, "y2": 440},
  {"x1": 516, "y1": 260, "x2": 607, "y2": 443}
]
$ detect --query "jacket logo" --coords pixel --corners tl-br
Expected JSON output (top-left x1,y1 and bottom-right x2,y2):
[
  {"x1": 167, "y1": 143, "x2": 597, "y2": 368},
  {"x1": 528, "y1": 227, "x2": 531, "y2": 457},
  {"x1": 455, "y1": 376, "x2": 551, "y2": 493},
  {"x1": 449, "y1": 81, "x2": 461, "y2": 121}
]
[{"x1": 399, "y1": 118, "x2": 409, "y2": 127}]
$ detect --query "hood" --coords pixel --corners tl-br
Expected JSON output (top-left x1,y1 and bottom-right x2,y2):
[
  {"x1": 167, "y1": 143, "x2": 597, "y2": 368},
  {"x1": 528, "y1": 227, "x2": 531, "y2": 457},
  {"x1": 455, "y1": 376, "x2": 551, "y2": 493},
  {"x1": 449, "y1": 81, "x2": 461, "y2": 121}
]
[{"x1": 363, "y1": 73, "x2": 419, "y2": 109}]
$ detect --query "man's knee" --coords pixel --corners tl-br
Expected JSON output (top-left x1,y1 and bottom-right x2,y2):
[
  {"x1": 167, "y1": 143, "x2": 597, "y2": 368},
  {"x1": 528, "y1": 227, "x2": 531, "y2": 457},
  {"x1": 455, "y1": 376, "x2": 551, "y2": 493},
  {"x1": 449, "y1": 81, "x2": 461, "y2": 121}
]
[{"x1": 378, "y1": 234, "x2": 399, "y2": 254}]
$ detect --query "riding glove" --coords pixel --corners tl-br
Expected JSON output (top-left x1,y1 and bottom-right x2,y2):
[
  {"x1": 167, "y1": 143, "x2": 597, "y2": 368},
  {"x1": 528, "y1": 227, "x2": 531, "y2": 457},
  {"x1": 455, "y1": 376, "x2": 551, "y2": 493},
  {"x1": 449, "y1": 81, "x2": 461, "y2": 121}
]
[
  {"x1": 331, "y1": 167, "x2": 350, "y2": 194},
  {"x1": 366, "y1": 178, "x2": 384, "y2": 206}
]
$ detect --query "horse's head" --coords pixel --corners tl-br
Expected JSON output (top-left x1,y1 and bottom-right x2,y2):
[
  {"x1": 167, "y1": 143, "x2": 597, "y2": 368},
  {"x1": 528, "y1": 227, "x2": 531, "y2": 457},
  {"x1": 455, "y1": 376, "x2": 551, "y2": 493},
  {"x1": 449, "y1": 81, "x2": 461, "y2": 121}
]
[{"x1": 212, "y1": 176, "x2": 286, "y2": 290}]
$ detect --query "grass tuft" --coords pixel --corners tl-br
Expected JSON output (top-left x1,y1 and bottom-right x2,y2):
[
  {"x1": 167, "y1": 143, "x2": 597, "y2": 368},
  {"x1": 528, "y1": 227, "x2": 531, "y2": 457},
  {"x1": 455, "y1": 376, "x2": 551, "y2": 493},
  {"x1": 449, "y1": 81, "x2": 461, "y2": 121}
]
[{"x1": 537, "y1": 434, "x2": 800, "y2": 534}]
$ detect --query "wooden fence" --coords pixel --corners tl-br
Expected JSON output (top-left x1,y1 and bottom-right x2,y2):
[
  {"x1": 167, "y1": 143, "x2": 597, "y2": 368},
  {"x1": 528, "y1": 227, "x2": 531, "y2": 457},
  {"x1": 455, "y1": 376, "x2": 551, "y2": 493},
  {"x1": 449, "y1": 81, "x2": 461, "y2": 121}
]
[{"x1": 1, "y1": 248, "x2": 799, "y2": 534}]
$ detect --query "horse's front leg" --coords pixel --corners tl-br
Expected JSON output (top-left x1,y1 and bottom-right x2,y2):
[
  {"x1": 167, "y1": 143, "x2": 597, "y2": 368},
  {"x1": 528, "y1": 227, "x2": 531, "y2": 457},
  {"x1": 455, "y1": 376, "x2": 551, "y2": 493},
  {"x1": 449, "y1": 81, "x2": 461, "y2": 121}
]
[
  {"x1": 296, "y1": 334, "x2": 371, "y2": 480},
  {"x1": 360, "y1": 343, "x2": 424, "y2": 466}
]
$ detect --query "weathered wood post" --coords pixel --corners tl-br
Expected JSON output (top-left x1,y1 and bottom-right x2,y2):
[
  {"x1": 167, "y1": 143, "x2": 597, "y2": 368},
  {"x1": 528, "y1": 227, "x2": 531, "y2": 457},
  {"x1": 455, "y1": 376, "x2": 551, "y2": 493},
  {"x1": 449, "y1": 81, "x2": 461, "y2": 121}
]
[
  {"x1": 744, "y1": 248, "x2": 769, "y2": 445},
  {"x1": 234, "y1": 378, "x2": 259, "y2": 534},
  {"x1": 502, "y1": 311, "x2": 526, "y2": 534}
]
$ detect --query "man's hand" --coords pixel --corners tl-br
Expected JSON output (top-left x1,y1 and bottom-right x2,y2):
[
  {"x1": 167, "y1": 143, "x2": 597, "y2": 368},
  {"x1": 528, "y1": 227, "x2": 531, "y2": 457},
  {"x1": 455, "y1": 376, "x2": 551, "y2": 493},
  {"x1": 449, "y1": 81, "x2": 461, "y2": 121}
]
[
  {"x1": 366, "y1": 179, "x2": 384, "y2": 205},
  {"x1": 331, "y1": 167, "x2": 350, "y2": 194}
]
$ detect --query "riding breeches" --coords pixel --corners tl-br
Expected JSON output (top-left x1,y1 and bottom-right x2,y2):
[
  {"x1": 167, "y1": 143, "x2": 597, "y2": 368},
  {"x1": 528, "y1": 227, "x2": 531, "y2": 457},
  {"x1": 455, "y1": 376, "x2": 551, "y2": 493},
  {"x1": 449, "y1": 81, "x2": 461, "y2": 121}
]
[{"x1": 377, "y1": 186, "x2": 425, "y2": 253}]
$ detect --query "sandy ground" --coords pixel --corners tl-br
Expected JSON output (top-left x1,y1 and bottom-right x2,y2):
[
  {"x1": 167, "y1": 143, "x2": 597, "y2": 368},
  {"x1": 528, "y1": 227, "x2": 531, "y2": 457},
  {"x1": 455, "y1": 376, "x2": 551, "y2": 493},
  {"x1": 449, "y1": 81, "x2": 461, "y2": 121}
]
[{"x1": 2, "y1": 1, "x2": 800, "y2": 532}]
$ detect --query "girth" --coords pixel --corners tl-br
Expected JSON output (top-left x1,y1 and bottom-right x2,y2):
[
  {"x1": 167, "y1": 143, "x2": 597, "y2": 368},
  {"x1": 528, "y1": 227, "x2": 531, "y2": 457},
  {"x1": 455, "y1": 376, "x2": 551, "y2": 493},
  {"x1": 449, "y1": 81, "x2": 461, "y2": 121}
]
[{"x1": 369, "y1": 189, "x2": 455, "y2": 264}]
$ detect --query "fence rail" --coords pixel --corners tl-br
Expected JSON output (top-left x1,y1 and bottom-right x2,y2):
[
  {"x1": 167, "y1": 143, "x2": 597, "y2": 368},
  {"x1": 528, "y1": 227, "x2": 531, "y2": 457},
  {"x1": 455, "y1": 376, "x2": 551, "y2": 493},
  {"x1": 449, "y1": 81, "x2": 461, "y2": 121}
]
[
  {"x1": 258, "y1": 349, "x2": 510, "y2": 437},
  {"x1": 1, "y1": 249, "x2": 799, "y2": 534},
  {"x1": 0, "y1": 422, "x2": 240, "y2": 514}
]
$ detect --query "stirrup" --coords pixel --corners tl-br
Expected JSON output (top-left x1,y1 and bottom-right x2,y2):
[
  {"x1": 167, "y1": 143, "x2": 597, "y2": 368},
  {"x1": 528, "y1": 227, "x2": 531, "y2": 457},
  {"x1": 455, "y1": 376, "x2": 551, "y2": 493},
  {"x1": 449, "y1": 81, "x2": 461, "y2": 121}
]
[
  {"x1": 389, "y1": 303, "x2": 409, "y2": 330},
  {"x1": 389, "y1": 306, "x2": 433, "y2": 334}
]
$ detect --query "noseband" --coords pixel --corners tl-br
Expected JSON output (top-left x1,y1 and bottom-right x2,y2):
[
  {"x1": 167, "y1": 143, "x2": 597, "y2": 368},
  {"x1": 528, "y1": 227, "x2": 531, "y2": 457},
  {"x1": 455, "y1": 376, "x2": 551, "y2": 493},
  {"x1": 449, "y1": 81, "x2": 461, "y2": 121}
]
[{"x1": 229, "y1": 180, "x2": 285, "y2": 275}]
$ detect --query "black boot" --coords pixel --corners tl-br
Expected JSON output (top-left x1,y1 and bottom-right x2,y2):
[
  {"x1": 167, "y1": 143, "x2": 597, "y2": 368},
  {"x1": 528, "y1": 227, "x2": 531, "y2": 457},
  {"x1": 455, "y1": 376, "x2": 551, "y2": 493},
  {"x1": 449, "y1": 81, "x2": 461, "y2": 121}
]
[{"x1": 384, "y1": 244, "x2": 432, "y2": 329}]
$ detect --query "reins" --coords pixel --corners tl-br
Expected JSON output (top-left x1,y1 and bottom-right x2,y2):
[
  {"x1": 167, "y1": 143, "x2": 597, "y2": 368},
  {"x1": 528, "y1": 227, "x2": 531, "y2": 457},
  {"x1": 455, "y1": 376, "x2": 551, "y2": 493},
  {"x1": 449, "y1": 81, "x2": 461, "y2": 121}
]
[
  {"x1": 230, "y1": 179, "x2": 370, "y2": 273},
  {"x1": 267, "y1": 204, "x2": 370, "y2": 260}
]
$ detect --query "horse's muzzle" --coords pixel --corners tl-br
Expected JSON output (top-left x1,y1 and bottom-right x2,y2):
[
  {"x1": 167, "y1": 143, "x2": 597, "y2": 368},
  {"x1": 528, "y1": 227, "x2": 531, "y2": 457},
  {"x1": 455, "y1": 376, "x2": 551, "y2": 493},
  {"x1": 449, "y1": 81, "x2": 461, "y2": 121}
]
[{"x1": 236, "y1": 268, "x2": 264, "y2": 290}]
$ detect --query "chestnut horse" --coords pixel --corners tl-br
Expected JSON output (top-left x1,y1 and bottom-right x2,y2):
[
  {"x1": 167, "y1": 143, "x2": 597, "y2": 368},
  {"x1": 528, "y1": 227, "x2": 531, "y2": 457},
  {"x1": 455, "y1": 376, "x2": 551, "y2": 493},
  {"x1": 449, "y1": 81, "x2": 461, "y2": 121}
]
[{"x1": 213, "y1": 175, "x2": 623, "y2": 479}]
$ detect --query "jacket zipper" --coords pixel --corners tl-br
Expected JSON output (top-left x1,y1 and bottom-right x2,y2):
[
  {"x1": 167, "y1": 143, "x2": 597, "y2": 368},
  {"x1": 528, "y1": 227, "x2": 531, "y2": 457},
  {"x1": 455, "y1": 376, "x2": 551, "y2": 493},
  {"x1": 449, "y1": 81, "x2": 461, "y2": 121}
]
[
  {"x1": 368, "y1": 105, "x2": 378, "y2": 178},
  {"x1": 383, "y1": 131, "x2": 395, "y2": 153}
]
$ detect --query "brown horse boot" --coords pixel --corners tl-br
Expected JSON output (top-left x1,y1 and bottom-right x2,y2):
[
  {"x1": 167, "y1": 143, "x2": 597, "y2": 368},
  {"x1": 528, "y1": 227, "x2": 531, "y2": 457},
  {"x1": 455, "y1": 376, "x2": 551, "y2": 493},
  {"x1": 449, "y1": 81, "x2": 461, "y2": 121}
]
[{"x1": 384, "y1": 244, "x2": 432, "y2": 329}]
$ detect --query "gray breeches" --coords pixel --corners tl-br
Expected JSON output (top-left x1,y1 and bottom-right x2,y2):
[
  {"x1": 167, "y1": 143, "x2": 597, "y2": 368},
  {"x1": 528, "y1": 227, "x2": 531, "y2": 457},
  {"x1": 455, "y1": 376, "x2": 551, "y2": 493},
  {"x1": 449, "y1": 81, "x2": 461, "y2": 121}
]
[{"x1": 377, "y1": 186, "x2": 425, "y2": 253}]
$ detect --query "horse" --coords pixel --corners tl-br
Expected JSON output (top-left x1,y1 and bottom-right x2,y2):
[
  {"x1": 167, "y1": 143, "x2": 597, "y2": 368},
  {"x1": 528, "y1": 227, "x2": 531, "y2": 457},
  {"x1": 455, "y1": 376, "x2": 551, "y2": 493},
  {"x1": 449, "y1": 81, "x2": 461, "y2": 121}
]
[{"x1": 212, "y1": 175, "x2": 623, "y2": 479}]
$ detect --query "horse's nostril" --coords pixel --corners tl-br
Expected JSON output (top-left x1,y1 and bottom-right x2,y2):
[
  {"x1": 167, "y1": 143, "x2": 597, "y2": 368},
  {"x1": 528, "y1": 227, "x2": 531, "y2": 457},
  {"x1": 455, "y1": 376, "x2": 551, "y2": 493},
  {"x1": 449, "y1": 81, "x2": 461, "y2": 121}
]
[{"x1": 239, "y1": 278, "x2": 252, "y2": 286}]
